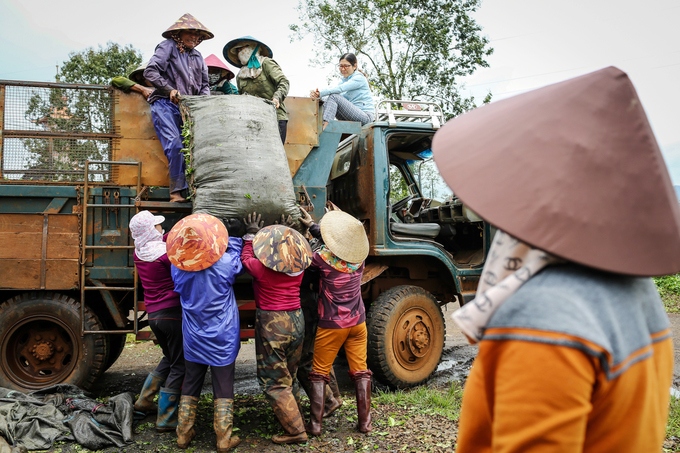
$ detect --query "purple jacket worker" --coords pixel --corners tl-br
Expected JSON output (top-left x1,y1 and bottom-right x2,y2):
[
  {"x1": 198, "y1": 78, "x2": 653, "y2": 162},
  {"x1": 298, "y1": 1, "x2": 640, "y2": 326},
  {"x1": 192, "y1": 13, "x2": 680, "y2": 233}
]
[{"x1": 143, "y1": 13, "x2": 212, "y2": 202}]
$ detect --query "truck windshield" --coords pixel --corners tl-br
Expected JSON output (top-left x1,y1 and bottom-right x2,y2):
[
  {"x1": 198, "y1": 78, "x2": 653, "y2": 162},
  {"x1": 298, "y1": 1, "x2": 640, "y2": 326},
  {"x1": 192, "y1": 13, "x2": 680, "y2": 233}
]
[{"x1": 407, "y1": 158, "x2": 452, "y2": 203}]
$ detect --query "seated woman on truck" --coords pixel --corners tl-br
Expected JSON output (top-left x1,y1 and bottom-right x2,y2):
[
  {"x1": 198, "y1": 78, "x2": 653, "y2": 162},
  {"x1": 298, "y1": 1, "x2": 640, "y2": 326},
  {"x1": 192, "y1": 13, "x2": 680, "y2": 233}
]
[
  {"x1": 223, "y1": 36, "x2": 290, "y2": 143},
  {"x1": 205, "y1": 54, "x2": 238, "y2": 95},
  {"x1": 240, "y1": 213, "x2": 313, "y2": 444},
  {"x1": 167, "y1": 213, "x2": 243, "y2": 451},
  {"x1": 298, "y1": 208, "x2": 373, "y2": 436},
  {"x1": 310, "y1": 53, "x2": 375, "y2": 129},
  {"x1": 129, "y1": 211, "x2": 185, "y2": 433}
]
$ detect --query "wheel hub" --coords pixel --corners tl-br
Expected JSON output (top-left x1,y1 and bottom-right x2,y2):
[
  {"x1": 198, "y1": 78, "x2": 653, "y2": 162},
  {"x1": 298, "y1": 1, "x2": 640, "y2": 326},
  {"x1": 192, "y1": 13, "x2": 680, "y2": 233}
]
[
  {"x1": 392, "y1": 307, "x2": 436, "y2": 370},
  {"x1": 407, "y1": 321, "x2": 431, "y2": 357},
  {"x1": 31, "y1": 340, "x2": 54, "y2": 361}
]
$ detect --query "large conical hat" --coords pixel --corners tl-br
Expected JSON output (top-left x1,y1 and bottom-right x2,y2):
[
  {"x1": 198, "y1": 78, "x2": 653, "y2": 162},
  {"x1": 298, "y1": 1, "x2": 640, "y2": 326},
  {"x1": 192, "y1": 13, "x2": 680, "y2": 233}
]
[
  {"x1": 319, "y1": 211, "x2": 369, "y2": 264},
  {"x1": 222, "y1": 36, "x2": 273, "y2": 68},
  {"x1": 204, "y1": 54, "x2": 235, "y2": 80},
  {"x1": 431, "y1": 66, "x2": 680, "y2": 277},
  {"x1": 128, "y1": 62, "x2": 148, "y2": 86},
  {"x1": 252, "y1": 225, "x2": 312, "y2": 273},
  {"x1": 162, "y1": 13, "x2": 214, "y2": 40},
  {"x1": 166, "y1": 213, "x2": 228, "y2": 272}
]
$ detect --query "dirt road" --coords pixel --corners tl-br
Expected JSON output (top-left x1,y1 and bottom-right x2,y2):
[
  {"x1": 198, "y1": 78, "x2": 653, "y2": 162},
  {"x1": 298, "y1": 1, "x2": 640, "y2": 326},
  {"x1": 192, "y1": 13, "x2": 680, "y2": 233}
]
[{"x1": 75, "y1": 306, "x2": 680, "y2": 453}]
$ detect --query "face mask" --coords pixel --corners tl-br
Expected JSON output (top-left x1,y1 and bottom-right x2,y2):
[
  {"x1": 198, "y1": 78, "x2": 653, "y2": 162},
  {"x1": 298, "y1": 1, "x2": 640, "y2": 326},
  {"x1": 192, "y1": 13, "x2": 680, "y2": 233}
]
[
  {"x1": 209, "y1": 73, "x2": 221, "y2": 86},
  {"x1": 238, "y1": 47, "x2": 253, "y2": 66}
]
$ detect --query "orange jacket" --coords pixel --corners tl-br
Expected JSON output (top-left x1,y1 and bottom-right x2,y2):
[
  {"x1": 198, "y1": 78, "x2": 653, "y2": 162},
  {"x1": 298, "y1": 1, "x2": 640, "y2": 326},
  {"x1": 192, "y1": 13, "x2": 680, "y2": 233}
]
[{"x1": 456, "y1": 264, "x2": 673, "y2": 453}]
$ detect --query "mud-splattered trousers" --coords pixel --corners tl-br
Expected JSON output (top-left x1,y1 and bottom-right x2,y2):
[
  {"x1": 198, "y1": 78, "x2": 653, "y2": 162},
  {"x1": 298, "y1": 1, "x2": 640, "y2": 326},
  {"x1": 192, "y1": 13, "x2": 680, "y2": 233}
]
[{"x1": 255, "y1": 308, "x2": 305, "y2": 434}]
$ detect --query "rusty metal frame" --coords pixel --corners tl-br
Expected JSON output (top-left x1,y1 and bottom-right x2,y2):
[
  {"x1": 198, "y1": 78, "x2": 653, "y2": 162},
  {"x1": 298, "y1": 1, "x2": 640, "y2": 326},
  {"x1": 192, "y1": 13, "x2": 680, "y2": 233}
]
[
  {"x1": 40, "y1": 213, "x2": 49, "y2": 289},
  {"x1": 0, "y1": 79, "x2": 119, "y2": 184},
  {"x1": 0, "y1": 83, "x2": 5, "y2": 179},
  {"x1": 80, "y1": 159, "x2": 142, "y2": 336}
]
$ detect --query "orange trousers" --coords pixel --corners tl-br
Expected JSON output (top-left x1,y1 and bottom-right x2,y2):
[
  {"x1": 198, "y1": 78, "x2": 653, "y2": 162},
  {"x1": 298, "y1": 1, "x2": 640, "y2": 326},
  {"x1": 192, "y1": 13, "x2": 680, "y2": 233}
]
[{"x1": 312, "y1": 322, "x2": 368, "y2": 375}]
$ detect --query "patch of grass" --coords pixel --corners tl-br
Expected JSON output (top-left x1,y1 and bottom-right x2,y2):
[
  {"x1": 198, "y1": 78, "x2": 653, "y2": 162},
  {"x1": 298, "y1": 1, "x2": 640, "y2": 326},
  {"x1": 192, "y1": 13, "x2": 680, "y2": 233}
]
[
  {"x1": 654, "y1": 275, "x2": 680, "y2": 313},
  {"x1": 374, "y1": 382, "x2": 464, "y2": 421},
  {"x1": 668, "y1": 394, "x2": 680, "y2": 438}
]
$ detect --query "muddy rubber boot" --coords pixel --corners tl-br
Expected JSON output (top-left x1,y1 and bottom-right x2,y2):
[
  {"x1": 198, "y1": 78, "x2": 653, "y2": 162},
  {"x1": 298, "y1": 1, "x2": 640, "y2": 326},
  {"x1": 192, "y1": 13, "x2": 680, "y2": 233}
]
[
  {"x1": 351, "y1": 370, "x2": 373, "y2": 433},
  {"x1": 214, "y1": 398, "x2": 241, "y2": 452},
  {"x1": 329, "y1": 367, "x2": 343, "y2": 404},
  {"x1": 176, "y1": 395, "x2": 198, "y2": 449},
  {"x1": 156, "y1": 387, "x2": 180, "y2": 432},
  {"x1": 305, "y1": 371, "x2": 329, "y2": 436},
  {"x1": 271, "y1": 397, "x2": 308, "y2": 444},
  {"x1": 323, "y1": 384, "x2": 342, "y2": 418},
  {"x1": 134, "y1": 371, "x2": 166, "y2": 413}
]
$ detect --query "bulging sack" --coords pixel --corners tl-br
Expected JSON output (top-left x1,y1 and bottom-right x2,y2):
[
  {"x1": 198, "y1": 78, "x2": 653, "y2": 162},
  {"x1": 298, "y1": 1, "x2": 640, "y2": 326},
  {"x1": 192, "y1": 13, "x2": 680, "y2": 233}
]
[{"x1": 181, "y1": 95, "x2": 300, "y2": 227}]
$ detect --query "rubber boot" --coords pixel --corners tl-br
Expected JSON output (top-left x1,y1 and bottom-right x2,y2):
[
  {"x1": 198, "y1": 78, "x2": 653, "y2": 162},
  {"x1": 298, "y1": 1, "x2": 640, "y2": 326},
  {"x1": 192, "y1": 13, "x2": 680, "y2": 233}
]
[
  {"x1": 350, "y1": 370, "x2": 373, "y2": 433},
  {"x1": 323, "y1": 385, "x2": 342, "y2": 418},
  {"x1": 176, "y1": 395, "x2": 198, "y2": 449},
  {"x1": 305, "y1": 371, "x2": 329, "y2": 436},
  {"x1": 271, "y1": 397, "x2": 308, "y2": 444},
  {"x1": 214, "y1": 398, "x2": 241, "y2": 452},
  {"x1": 134, "y1": 371, "x2": 166, "y2": 413},
  {"x1": 156, "y1": 387, "x2": 180, "y2": 432}
]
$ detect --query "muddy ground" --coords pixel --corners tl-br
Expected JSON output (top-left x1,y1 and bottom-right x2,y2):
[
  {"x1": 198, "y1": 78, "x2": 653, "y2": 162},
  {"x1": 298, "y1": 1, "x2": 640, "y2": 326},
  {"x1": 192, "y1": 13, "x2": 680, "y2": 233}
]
[{"x1": 48, "y1": 306, "x2": 680, "y2": 452}]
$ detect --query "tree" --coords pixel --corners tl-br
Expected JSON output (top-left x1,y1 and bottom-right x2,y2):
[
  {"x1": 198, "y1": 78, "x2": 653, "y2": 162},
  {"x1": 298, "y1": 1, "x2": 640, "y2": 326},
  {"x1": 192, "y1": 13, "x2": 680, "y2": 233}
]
[
  {"x1": 22, "y1": 43, "x2": 142, "y2": 181},
  {"x1": 290, "y1": 0, "x2": 493, "y2": 117}
]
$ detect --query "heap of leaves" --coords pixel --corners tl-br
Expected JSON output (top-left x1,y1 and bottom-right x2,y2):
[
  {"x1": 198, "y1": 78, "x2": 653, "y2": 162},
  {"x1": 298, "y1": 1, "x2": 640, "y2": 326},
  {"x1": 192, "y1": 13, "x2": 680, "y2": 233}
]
[{"x1": 179, "y1": 104, "x2": 197, "y2": 201}]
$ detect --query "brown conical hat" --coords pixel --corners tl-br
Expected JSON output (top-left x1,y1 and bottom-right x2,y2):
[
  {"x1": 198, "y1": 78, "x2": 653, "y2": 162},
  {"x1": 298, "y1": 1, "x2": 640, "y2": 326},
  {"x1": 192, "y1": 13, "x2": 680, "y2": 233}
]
[
  {"x1": 162, "y1": 13, "x2": 214, "y2": 40},
  {"x1": 432, "y1": 66, "x2": 680, "y2": 277},
  {"x1": 166, "y1": 213, "x2": 228, "y2": 271}
]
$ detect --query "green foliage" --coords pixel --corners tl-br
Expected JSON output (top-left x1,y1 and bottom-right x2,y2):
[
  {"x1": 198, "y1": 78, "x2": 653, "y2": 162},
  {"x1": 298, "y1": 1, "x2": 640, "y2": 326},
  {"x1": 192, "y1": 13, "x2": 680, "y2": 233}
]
[
  {"x1": 389, "y1": 164, "x2": 409, "y2": 204},
  {"x1": 668, "y1": 394, "x2": 680, "y2": 438},
  {"x1": 290, "y1": 0, "x2": 493, "y2": 117},
  {"x1": 374, "y1": 383, "x2": 464, "y2": 420},
  {"x1": 654, "y1": 274, "x2": 680, "y2": 314},
  {"x1": 59, "y1": 42, "x2": 142, "y2": 85}
]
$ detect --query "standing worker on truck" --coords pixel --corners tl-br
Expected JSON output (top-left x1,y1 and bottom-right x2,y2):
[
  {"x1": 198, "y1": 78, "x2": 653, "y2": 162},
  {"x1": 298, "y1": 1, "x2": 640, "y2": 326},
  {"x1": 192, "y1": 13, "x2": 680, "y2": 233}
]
[
  {"x1": 223, "y1": 36, "x2": 290, "y2": 144},
  {"x1": 144, "y1": 13, "x2": 212, "y2": 203}
]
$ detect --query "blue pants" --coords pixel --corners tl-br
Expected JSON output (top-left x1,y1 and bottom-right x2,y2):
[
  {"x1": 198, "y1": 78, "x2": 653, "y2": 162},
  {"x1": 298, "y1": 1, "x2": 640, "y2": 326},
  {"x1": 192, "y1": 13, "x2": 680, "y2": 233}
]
[{"x1": 150, "y1": 98, "x2": 187, "y2": 194}]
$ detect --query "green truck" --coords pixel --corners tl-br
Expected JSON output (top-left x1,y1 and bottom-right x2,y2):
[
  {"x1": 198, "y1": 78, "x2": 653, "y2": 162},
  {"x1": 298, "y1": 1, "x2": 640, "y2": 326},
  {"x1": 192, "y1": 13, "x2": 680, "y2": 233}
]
[{"x1": 0, "y1": 79, "x2": 488, "y2": 391}]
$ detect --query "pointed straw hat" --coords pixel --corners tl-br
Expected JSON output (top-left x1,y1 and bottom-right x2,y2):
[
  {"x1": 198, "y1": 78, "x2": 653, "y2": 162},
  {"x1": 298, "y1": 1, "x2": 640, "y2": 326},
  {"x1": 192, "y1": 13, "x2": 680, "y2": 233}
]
[
  {"x1": 319, "y1": 211, "x2": 369, "y2": 264},
  {"x1": 162, "y1": 13, "x2": 214, "y2": 40},
  {"x1": 204, "y1": 54, "x2": 235, "y2": 80},
  {"x1": 253, "y1": 225, "x2": 313, "y2": 273},
  {"x1": 432, "y1": 66, "x2": 680, "y2": 277},
  {"x1": 166, "y1": 213, "x2": 228, "y2": 272}
]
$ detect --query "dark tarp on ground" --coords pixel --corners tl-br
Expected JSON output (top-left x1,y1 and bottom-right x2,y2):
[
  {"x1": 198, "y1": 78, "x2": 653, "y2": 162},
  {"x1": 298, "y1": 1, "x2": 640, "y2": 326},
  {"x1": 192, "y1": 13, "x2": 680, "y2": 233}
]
[
  {"x1": 0, "y1": 385, "x2": 134, "y2": 451},
  {"x1": 181, "y1": 94, "x2": 301, "y2": 228}
]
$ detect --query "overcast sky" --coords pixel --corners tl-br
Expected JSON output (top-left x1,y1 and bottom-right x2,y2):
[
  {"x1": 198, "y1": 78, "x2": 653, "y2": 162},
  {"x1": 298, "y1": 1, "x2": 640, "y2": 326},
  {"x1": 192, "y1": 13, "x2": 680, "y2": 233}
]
[{"x1": 1, "y1": 0, "x2": 679, "y2": 181}]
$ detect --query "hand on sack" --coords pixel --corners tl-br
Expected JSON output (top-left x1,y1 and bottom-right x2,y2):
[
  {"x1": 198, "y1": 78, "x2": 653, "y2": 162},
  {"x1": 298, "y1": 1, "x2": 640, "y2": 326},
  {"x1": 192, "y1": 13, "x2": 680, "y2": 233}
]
[
  {"x1": 298, "y1": 207, "x2": 314, "y2": 228},
  {"x1": 274, "y1": 214, "x2": 296, "y2": 228},
  {"x1": 170, "y1": 89, "x2": 181, "y2": 105},
  {"x1": 223, "y1": 218, "x2": 245, "y2": 237},
  {"x1": 244, "y1": 211, "x2": 264, "y2": 234},
  {"x1": 272, "y1": 97, "x2": 280, "y2": 109}
]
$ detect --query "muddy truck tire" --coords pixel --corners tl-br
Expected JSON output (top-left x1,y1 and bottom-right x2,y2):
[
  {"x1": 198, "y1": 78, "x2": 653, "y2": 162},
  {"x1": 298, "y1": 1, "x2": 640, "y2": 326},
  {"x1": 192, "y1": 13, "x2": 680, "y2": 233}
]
[
  {"x1": 367, "y1": 285, "x2": 445, "y2": 388},
  {"x1": 0, "y1": 292, "x2": 107, "y2": 391}
]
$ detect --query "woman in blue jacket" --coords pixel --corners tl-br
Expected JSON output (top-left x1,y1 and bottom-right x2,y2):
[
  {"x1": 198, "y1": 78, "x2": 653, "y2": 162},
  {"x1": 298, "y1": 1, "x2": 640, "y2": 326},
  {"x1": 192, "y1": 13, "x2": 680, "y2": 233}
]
[
  {"x1": 311, "y1": 53, "x2": 374, "y2": 129},
  {"x1": 166, "y1": 213, "x2": 243, "y2": 452}
]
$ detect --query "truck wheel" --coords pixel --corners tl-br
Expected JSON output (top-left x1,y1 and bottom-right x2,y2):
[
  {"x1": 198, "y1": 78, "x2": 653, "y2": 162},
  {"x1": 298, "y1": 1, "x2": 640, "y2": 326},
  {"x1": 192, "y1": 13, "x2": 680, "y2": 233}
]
[
  {"x1": 367, "y1": 285, "x2": 445, "y2": 388},
  {"x1": 0, "y1": 292, "x2": 107, "y2": 391},
  {"x1": 103, "y1": 334, "x2": 126, "y2": 372}
]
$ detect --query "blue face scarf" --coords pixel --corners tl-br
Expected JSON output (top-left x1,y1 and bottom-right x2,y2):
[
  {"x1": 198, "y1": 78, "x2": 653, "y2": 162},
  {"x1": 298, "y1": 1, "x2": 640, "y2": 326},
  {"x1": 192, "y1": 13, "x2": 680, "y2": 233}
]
[{"x1": 247, "y1": 44, "x2": 262, "y2": 69}]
